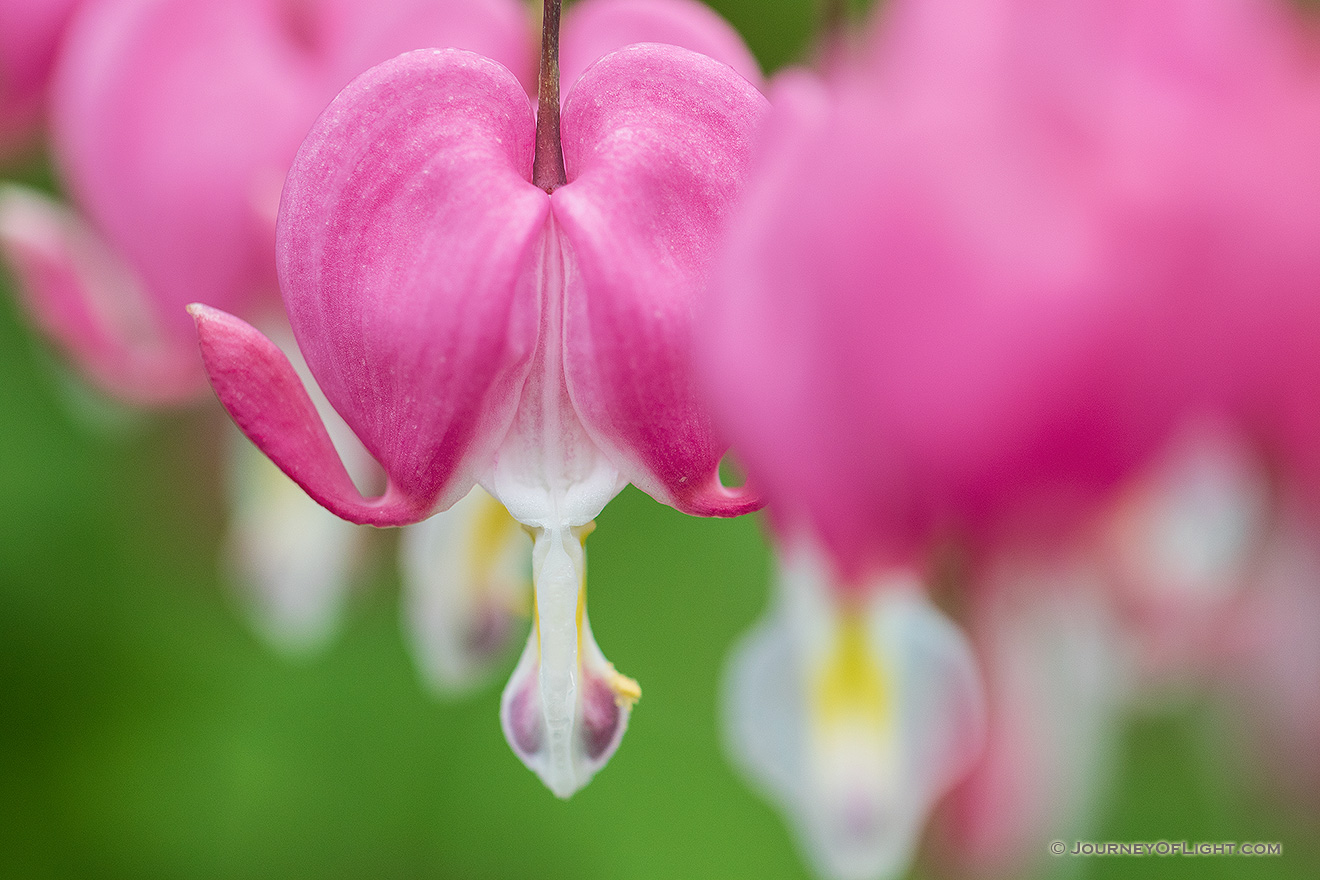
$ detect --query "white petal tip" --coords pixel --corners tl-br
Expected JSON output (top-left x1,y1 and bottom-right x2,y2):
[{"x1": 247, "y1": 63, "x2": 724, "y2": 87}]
[
  {"x1": 498, "y1": 526, "x2": 638, "y2": 797},
  {"x1": 724, "y1": 552, "x2": 985, "y2": 880}
]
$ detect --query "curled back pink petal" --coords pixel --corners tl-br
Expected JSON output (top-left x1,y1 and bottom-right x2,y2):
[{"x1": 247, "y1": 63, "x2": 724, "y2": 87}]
[
  {"x1": 0, "y1": 0, "x2": 80, "y2": 155},
  {"x1": 561, "y1": 0, "x2": 762, "y2": 94},
  {"x1": 276, "y1": 49, "x2": 547, "y2": 514},
  {"x1": 554, "y1": 43, "x2": 768, "y2": 517},
  {"x1": 0, "y1": 185, "x2": 203, "y2": 404},
  {"x1": 191, "y1": 304, "x2": 431, "y2": 525}
]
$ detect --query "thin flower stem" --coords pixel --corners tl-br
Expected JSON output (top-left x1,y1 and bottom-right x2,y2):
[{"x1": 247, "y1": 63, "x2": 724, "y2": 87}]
[
  {"x1": 533, "y1": 0, "x2": 567, "y2": 193},
  {"x1": 820, "y1": 0, "x2": 848, "y2": 38}
]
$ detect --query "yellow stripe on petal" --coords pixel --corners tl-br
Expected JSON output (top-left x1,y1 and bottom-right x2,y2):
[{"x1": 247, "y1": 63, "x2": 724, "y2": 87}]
[
  {"x1": 813, "y1": 606, "x2": 893, "y2": 735},
  {"x1": 503, "y1": 522, "x2": 638, "y2": 797},
  {"x1": 467, "y1": 489, "x2": 533, "y2": 616}
]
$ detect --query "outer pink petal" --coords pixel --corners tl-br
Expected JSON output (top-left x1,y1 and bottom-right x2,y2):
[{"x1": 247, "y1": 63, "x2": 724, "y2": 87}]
[
  {"x1": 0, "y1": 185, "x2": 203, "y2": 404},
  {"x1": 561, "y1": 0, "x2": 762, "y2": 93},
  {"x1": 552, "y1": 44, "x2": 768, "y2": 517},
  {"x1": 0, "y1": 0, "x2": 80, "y2": 155},
  {"x1": 703, "y1": 66, "x2": 1173, "y2": 577},
  {"x1": 277, "y1": 49, "x2": 547, "y2": 515},
  {"x1": 48, "y1": 0, "x2": 535, "y2": 399},
  {"x1": 328, "y1": 0, "x2": 536, "y2": 98},
  {"x1": 191, "y1": 304, "x2": 428, "y2": 526},
  {"x1": 52, "y1": 0, "x2": 319, "y2": 342}
]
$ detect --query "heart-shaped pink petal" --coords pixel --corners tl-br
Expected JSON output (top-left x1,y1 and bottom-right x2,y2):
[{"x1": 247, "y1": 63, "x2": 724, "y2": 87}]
[
  {"x1": 277, "y1": 48, "x2": 548, "y2": 513},
  {"x1": 553, "y1": 43, "x2": 768, "y2": 517}
]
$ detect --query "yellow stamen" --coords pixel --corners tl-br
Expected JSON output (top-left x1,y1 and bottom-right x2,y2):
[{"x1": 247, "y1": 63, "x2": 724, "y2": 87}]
[{"x1": 608, "y1": 667, "x2": 642, "y2": 709}]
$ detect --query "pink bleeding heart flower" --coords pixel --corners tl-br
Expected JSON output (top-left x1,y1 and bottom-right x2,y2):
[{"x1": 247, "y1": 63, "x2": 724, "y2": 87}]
[
  {"x1": 0, "y1": 0, "x2": 537, "y2": 660},
  {"x1": 1098, "y1": 421, "x2": 1274, "y2": 695},
  {"x1": 191, "y1": 0, "x2": 766, "y2": 796},
  {"x1": 702, "y1": 0, "x2": 1318, "y2": 585},
  {"x1": 1217, "y1": 515, "x2": 1320, "y2": 810},
  {"x1": 0, "y1": 0, "x2": 82, "y2": 159},
  {"x1": 878, "y1": 0, "x2": 1320, "y2": 524},
  {"x1": 0, "y1": 0, "x2": 759, "y2": 671},
  {"x1": 1095, "y1": 422, "x2": 1320, "y2": 811},
  {"x1": 705, "y1": 0, "x2": 1319, "y2": 876}
]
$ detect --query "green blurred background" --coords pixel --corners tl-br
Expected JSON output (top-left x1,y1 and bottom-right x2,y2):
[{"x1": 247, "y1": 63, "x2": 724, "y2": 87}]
[{"x1": 3, "y1": 1, "x2": 1320, "y2": 877}]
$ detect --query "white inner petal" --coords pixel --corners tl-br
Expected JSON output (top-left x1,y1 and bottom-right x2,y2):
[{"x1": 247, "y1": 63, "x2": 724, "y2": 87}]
[
  {"x1": 223, "y1": 319, "x2": 377, "y2": 653},
  {"x1": 484, "y1": 220, "x2": 626, "y2": 528},
  {"x1": 485, "y1": 218, "x2": 634, "y2": 797},
  {"x1": 1115, "y1": 422, "x2": 1270, "y2": 601},
  {"x1": 724, "y1": 542, "x2": 985, "y2": 880},
  {"x1": 400, "y1": 485, "x2": 531, "y2": 694},
  {"x1": 957, "y1": 567, "x2": 1125, "y2": 873}
]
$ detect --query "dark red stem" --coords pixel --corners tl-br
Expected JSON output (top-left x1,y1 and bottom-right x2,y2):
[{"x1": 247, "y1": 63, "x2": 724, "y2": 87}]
[
  {"x1": 533, "y1": 0, "x2": 567, "y2": 193},
  {"x1": 821, "y1": 0, "x2": 848, "y2": 36}
]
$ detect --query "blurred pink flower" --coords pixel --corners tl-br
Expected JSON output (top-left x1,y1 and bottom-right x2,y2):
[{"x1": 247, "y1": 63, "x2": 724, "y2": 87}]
[
  {"x1": 0, "y1": 0, "x2": 540, "y2": 661},
  {"x1": 932, "y1": 558, "x2": 1127, "y2": 879},
  {"x1": 1098, "y1": 422, "x2": 1272, "y2": 695},
  {"x1": 2, "y1": 0, "x2": 533, "y2": 403},
  {"x1": 0, "y1": 0, "x2": 81, "y2": 158},
  {"x1": 191, "y1": 6, "x2": 766, "y2": 795},
  {"x1": 703, "y1": 0, "x2": 1320, "y2": 584},
  {"x1": 1100, "y1": 424, "x2": 1320, "y2": 809},
  {"x1": 1220, "y1": 518, "x2": 1320, "y2": 808},
  {"x1": 704, "y1": 0, "x2": 1320, "y2": 877}
]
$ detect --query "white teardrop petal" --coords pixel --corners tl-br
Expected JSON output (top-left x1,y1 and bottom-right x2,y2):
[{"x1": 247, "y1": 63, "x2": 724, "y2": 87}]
[
  {"x1": 223, "y1": 320, "x2": 379, "y2": 653},
  {"x1": 400, "y1": 484, "x2": 531, "y2": 694},
  {"x1": 724, "y1": 543, "x2": 985, "y2": 880}
]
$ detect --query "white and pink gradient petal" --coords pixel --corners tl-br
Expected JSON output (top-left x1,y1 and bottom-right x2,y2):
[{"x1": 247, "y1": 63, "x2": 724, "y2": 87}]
[
  {"x1": 1100, "y1": 421, "x2": 1273, "y2": 696},
  {"x1": 498, "y1": 521, "x2": 640, "y2": 798},
  {"x1": 225, "y1": 431, "x2": 368, "y2": 652},
  {"x1": 723, "y1": 544, "x2": 985, "y2": 880},
  {"x1": 479, "y1": 213, "x2": 636, "y2": 798},
  {"x1": 937, "y1": 561, "x2": 1129, "y2": 879},
  {"x1": 1217, "y1": 515, "x2": 1320, "y2": 807},
  {"x1": 400, "y1": 485, "x2": 531, "y2": 694}
]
